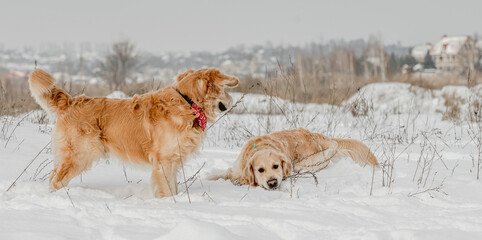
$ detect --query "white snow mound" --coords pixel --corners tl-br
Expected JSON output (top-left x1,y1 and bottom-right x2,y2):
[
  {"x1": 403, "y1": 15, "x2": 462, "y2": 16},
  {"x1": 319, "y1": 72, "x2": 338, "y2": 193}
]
[
  {"x1": 344, "y1": 82, "x2": 482, "y2": 115},
  {"x1": 156, "y1": 219, "x2": 244, "y2": 240}
]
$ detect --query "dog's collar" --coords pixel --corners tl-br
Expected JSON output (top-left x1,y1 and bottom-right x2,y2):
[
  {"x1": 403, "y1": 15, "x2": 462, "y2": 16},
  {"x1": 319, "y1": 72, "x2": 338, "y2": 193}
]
[
  {"x1": 176, "y1": 89, "x2": 194, "y2": 106},
  {"x1": 175, "y1": 89, "x2": 207, "y2": 131}
]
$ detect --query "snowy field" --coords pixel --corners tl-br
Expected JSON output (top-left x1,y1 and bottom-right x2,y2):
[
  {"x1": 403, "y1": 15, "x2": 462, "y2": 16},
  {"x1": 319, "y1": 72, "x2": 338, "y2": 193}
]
[{"x1": 1, "y1": 82, "x2": 482, "y2": 240}]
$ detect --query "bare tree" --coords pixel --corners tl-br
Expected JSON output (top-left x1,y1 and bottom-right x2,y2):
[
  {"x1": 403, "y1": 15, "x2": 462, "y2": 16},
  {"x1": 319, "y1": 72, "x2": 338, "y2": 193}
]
[
  {"x1": 329, "y1": 47, "x2": 357, "y2": 81},
  {"x1": 101, "y1": 40, "x2": 138, "y2": 90},
  {"x1": 363, "y1": 35, "x2": 389, "y2": 81},
  {"x1": 458, "y1": 37, "x2": 479, "y2": 78}
]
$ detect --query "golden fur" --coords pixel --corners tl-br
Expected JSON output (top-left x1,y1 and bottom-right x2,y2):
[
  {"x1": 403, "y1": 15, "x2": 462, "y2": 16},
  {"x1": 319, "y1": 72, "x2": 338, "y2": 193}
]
[
  {"x1": 210, "y1": 128, "x2": 379, "y2": 190},
  {"x1": 29, "y1": 68, "x2": 238, "y2": 198}
]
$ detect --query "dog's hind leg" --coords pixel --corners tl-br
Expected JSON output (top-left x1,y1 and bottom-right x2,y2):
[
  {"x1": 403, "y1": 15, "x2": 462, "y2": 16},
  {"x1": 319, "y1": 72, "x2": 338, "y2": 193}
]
[
  {"x1": 295, "y1": 140, "x2": 340, "y2": 172},
  {"x1": 49, "y1": 134, "x2": 101, "y2": 191}
]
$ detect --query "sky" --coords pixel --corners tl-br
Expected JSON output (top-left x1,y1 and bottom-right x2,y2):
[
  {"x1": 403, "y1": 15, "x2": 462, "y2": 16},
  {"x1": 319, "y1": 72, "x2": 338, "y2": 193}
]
[{"x1": 1, "y1": 0, "x2": 481, "y2": 52}]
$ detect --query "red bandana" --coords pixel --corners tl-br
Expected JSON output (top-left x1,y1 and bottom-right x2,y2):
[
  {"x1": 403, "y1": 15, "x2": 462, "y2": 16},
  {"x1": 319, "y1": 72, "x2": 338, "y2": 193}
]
[{"x1": 191, "y1": 103, "x2": 207, "y2": 131}]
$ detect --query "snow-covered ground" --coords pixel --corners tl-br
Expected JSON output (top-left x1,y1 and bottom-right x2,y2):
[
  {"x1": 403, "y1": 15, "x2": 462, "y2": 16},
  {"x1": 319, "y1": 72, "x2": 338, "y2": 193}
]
[{"x1": 1, "y1": 83, "x2": 482, "y2": 239}]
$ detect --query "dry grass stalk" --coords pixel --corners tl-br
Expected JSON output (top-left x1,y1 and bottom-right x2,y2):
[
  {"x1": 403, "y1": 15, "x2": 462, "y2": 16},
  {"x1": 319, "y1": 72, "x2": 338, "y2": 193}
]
[
  {"x1": 6, "y1": 141, "x2": 51, "y2": 191},
  {"x1": 177, "y1": 138, "x2": 191, "y2": 204}
]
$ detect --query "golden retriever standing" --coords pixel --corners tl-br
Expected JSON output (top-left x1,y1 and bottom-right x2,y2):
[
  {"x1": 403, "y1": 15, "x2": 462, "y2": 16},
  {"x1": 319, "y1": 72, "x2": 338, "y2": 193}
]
[
  {"x1": 29, "y1": 68, "x2": 238, "y2": 198},
  {"x1": 210, "y1": 128, "x2": 378, "y2": 190}
]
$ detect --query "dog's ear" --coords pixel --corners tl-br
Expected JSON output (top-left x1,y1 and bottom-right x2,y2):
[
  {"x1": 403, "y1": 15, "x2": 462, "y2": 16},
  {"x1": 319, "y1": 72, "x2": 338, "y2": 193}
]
[
  {"x1": 176, "y1": 69, "x2": 195, "y2": 82},
  {"x1": 204, "y1": 68, "x2": 239, "y2": 88},
  {"x1": 218, "y1": 74, "x2": 239, "y2": 88},
  {"x1": 282, "y1": 158, "x2": 292, "y2": 178},
  {"x1": 240, "y1": 158, "x2": 257, "y2": 187}
]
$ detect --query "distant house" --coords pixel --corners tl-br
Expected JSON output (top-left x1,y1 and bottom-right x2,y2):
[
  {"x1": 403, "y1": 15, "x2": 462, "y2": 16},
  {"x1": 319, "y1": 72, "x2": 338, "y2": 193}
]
[
  {"x1": 476, "y1": 40, "x2": 482, "y2": 51},
  {"x1": 4, "y1": 71, "x2": 27, "y2": 81},
  {"x1": 430, "y1": 35, "x2": 479, "y2": 74},
  {"x1": 1, "y1": 71, "x2": 28, "y2": 90},
  {"x1": 411, "y1": 44, "x2": 432, "y2": 63},
  {"x1": 477, "y1": 40, "x2": 482, "y2": 70}
]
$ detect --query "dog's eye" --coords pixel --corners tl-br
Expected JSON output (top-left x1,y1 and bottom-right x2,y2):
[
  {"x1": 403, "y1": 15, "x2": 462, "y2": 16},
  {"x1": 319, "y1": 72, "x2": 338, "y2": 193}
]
[
  {"x1": 273, "y1": 164, "x2": 279, "y2": 169},
  {"x1": 258, "y1": 168, "x2": 264, "y2": 173}
]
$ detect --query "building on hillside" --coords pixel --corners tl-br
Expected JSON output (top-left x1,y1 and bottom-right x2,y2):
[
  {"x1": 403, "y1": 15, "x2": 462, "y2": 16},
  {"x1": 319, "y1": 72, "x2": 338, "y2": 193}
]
[
  {"x1": 476, "y1": 40, "x2": 482, "y2": 51},
  {"x1": 477, "y1": 40, "x2": 482, "y2": 71},
  {"x1": 411, "y1": 44, "x2": 432, "y2": 63},
  {"x1": 4, "y1": 71, "x2": 27, "y2": 81},
  {"x1": 430, "y1": 35, "x2": 479, "y2": 74},
  {"x1": 1, "y1": 71, "x2": 28, "y2": 93}
]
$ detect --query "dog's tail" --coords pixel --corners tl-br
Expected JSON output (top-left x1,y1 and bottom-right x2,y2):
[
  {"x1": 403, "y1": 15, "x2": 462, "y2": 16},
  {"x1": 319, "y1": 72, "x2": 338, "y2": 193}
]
[
  {"x1": 29, "y1": 69, "x2": 71, "y2": 115},
  {"x1": 333, "y1": 138, "x2": 379, "y2": 167}
]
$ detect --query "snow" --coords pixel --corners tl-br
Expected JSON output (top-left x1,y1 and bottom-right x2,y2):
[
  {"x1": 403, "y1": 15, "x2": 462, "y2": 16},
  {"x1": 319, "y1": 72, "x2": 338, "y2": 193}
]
[
  {"x1": 157, "y1": 220, "x2": 244, "y2": 240},
  {"x1": 106, "y1": 91, "x2": 128, "y2": 99},
  {"x1": 345, "y1": 82, "x2": 482, "y2": 117},
  {"x1": 430, "y1": 36, "x2": 468, "y2": 56},
  {"x1": 345, "y1": 82, "x2": 443, "y2": 114},
  {"x1": 1, "y1": 82, "x2": 482, "y2": 239},
  {"x1": 411, "y1": 44, "x2": 432, "y2": 61},
  {"x1": 413, "y1": 63, "x2": 424, "y2": 72},
  {"x1": 476, "y1": 40, "x2": 482, "y2": 51},
  {"x1": 229, "y1": 92, "x2": 332, "y2": 115}
]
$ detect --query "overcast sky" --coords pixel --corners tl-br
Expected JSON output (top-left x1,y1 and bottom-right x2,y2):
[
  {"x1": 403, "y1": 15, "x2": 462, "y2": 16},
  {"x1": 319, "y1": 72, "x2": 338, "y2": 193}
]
[{"x1": 1, "y1": 0, "x2": 481, "y2": 52}]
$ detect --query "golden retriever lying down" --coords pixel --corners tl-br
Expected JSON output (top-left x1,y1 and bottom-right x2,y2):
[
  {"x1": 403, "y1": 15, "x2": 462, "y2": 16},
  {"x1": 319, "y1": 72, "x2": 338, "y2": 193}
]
[
  {"x1": 209, "y1": 128, "x2": 379, "y2": 190},
  {"x1": 29, "y1": 68, "x2": 238, "y2": 198}
]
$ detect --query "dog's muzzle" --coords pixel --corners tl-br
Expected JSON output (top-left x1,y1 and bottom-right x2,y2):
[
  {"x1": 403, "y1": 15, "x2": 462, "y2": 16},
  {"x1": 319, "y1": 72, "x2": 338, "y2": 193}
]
[{"x1": 267, "y1": 178, "x2": 278, "y2": 189}]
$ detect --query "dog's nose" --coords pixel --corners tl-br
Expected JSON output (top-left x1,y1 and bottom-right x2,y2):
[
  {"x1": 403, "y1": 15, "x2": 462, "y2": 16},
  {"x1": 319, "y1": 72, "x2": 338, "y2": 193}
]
[
  {"x1": 218, "y1": 102, "x2": 227, "y2": 111},
  {"x1": 267, "y1": 179, "x2": 278, "y2": 189}
]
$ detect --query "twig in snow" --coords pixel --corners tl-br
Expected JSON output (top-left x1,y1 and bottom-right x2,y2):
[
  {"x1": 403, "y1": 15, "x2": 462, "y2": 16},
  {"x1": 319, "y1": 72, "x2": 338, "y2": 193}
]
[
  {"x1": 202, "y1": 192, "x2": 215, "y2": 203},
  {"x1": 239, "y1": 192, "x2": 248, "y2": 203},
  {"x1": 370, "y1": 164, "x2": 375, "y2": 196},
  {"x1": 6, "y1": 141, "x2": 51, "y2": 191},
  {"x1": 408, "y1": 179, "x2": 447, "y2": 198},
  {"x1": 179, "y1": 162, "x2": 206, "y2": 186},
  {"x1": 122, "y1": 165, "x2": 131, "y2": 183},
  {"x1": 206, "y1": 83, "x2": 258, "y2": 131},
  {"x1": 421, "y1": 132, "x2": 448, "y2": 170},
  {"x1": 105, "y1": 202, "x2": 112, "y2": 214},
  {"x1": 285, "y1": 171, "x2": 320, "y2": 186},
  {"x1": 13, "y1": 139, "x2": 25, "y2": 152},
  {"x1": 4, "y1": 112, "x2": 33, "y2": 148},
  {"x1": 32, "y1": 158, "x2": 53, "y2": 181},
  {"x1": 177, "y1": 138, "x2": 191, "y2": 204},
  {"x1": 158, "y1": 161, "x2": 177, "y2": 203},
  {"x1": 59, "y1": 181, "x2": 75, "y2": 208}
]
